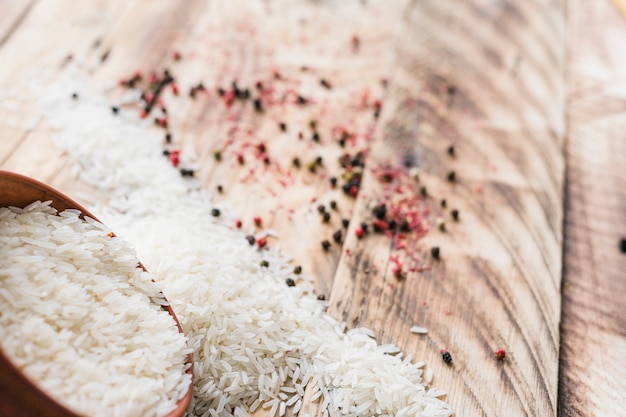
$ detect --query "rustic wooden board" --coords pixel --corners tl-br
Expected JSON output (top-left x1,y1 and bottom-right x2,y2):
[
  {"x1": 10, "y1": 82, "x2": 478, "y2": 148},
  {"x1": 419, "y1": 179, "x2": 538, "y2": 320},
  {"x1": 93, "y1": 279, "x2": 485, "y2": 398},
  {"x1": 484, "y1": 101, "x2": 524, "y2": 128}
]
[
  {"x1": 559, "y1": 0, "x2": 626, "y2": 415},
  {"x1": 325, "y1": 1, "x2": 566, "y2": 416}
]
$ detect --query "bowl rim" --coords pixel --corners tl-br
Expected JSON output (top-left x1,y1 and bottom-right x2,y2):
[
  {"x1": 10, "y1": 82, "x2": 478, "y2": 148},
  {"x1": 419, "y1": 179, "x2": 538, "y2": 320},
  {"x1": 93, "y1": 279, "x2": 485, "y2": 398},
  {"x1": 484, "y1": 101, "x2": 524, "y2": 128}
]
[{"x1": 0, "y1": 170, "x2": 193, "y2": 417}]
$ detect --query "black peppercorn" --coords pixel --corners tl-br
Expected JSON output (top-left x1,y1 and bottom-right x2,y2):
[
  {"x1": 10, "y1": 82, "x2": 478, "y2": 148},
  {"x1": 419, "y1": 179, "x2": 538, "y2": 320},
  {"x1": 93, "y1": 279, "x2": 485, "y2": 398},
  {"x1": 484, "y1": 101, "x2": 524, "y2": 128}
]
[
  {"x1": 441, "y1": 199, "x2": 447, "y2": 208},
  {"x1": 420, "y1": 186, "x2": 428, "y2": 196},
  {"x1": 253, "y1": 98, "x2": 263, "y2": 112},
  {"x1": 111, "y1": 106, "x2": 119, "y2": 114},
  {"x1": 293, "y1": 157, "x2": 301, "y2": 168},
  {"x1": 317, "y1": 204, "x2": 326, "y2": 214},
  {"x1": 260, "y1": 260, "x2": 269, "y2": 267},
  {"x1": 329, "y1": 200, "x2": 337, "y2": 210},
  {"x1": 217, "y1": 185, "x2": 223, "y2": 193},
  {"x1": 312, "y1": 132, "x2": 320, "y2": 142},
  {"x1": 285, "y1": 278, "x2": 296, "y2": 287},
  {"x1": 373, "y1": 204, "x2": 387, "y2": 220},
  {"x1": 165, "y1": 133, "x2": 172, "y2": 144},
  {"x1": 294, "y1": 265, "x2": 302, "y2": 274},
  {"x1": 333, "y1": 230, "x2": 343, "y2": 244},
  {"x1": 388, "y1": 219, "x2": 397, "y2": 230},
  {"x1": 213, "y1": 150, "x2": 222, "y2": 161},
  {"x1": 620, "y1": 238, "x2": 626, "y2": 254},
  {"x1": 451, "y1": 209, "x2": 459, "y2": 221},
  {"x1": 211, "y1": 208, "x2": 221, "y2": 217},
  {"x1": 447, "y1": 170, "x2": 456, "y2": 182},
  {"x1": 400, "y1": 219, "x2": 410, "y2": 232},
  {"x1": 279, "y1": 122, "x2": 287, "y2": 132},
  {"x1": 330, "y1": 177, "x2": 338, "y2": 187},
  {"x1": 317, "y1": 294, "x2": 326, "y2": 300},
  {"x1": 321, "y1": 240, "x2": 331, "y2": 251},
  {"x1": 342, "y1": 219, "x2": 350, "y2": 229},
  {"x1": 431, "y1": 246, "x2": 440, "y2": 259},
  {"x1": 71, "y1": 92, "x2": 78, "y2": 99},
  {"x1": 447, "y1": 145, "x2": 455, "y2": 156},
  {"x1": 442, "y1": 350, "x2": 452, "y2": 364},
  {"x1": 360, "y1": 222, "x2": 369, "y2": 233},
  {"x1": 322, "y1": 212, "x2": 331, "y2": 223},
  {"x1": 246, "y1": 235, "x2": 256, "y2": 245}
]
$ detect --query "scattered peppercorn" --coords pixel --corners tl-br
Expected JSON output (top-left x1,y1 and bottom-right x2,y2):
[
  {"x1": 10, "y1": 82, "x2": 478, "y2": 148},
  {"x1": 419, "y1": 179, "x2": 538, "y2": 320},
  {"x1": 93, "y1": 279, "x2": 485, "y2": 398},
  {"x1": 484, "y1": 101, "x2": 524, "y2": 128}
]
[
  {"x1": 320, "y1": 79, "x2": 332, "y2": 89},
  {"x1": 317, "y1": 205, "x2": 326, "y2": 214},
  {"x1": 494, "y1": 349, "x2": 506, "y2": 361},
  {"x1": 111, "y1": 106, "x2": 119, "y2": 114},
  {"x1": 321, "y1": 240, "x2": 331, "y2": 251},
  {"x1": 211, "y1": 208, "x2": 221, "y2": 217},
  {"x1": 180, "y1": 168, "x2": 195, "y2": 177},
  {"x1": 388, "y1": 219, "x2": 397, "y2": 230},
  {"x1": 71, "y1": 92, "x2": 78, "y2": 99},
  {"x1": 297, "y1": 95, "x2": 307, "y2": 105},
  {"x1": 342, "y1": 219, "x2": 349, "y2": 229},
  {"x1": 451, "y1": 209, "x2": 459, "y2": 221},
  {"x1": 441, "y1": 199, "x2": 447, "y2": 208},
  {"x1": 317, "y1": 294, "x2": 326, "y2": 300},
  {"x1": 253, "y1": 98, "x2": 263, "y2": 112},
  {"x1": 165, "y1": 133, "x2": 172, "y2": 144},
  {"x1": 253, "y1": 216, "x2": 262, "y2": 227},
  {"x1": 419, "y1": 186, "x2": 428, "y2": 196},
  {"x1": 431, "y1": 246, "x2": 440, "y2": 259},
  {"x1": 294, "y1": 265, "x2": 302, "y2": 274},
  {"x1": 217, "y1": 87, "x2": 225, "y2": 96},
  {"x1": 441, "y1": 350, "x2": 452, "y2": 364},
  {"x1": 246, "y1": 235, "x2": 256, "y2": 245},
  {"x1": 436, "y1": 217, "x2": 446, "y2": 231},
  {"x1": 285, "y1": 278, "x2": 296, "y2": 287},
  {"x1": 373, "y1": 204, "x2": 387, "y2": 220},
  {"x1": 293, "y1": 157, "x2": 301, "y2": 168},
  {"x1": 333, "y1": 230, "x2": 343, "y2": 244},
  {"x1": 312, "y1": 132, "x2": 320, "y2": 142},
  {"x1": 400, "y1": 219, "x2": 410, "y2": 232},
  {"x1": 260, "y1": 260, "x2": 269, "y2": 267},
  {"x1": 447, "y1": 170, "x2": 456, "y2": 182},
  {"x1": 355, "y1": 227, "x2": 364, "y2": 239},
  {"x1": 213, "y1": 150, "x2": 222, "y2": 161},
  {"x1": 447, "y1": 145, "x2": 455, "y2": 156},
  {"x1": 620, "y1": 238, "x2": 626, "y2": 254},
  {"x1": 309, "y1": 119, "x2": 317, "y2": 130},
  {"x1": 217, "y1": 185, "x2": 223, "y2": 193},
  {"x1": 235, "y1": 219, "x2": 242, "y2": 228},
  {"x1": 315, "y1": 156, "x2": 323, "y2": 166},
  {"x1": 330, "y1": 200, "x2": 337, "y2": 210},
  {"x1": 162, "y1": 149, "x2": 171, "y2": 156},
  {"x1": 279, "y1": 122, "x2": 287, "y2": 132},
  {"x1": 257, "y1": 236, "x2": 268, "y2": 248},
  {"x1": 322, "y1": 212, "x2": 331, "y2": 223},
  {"x1": 330, "y1": 177, "x2": 338, "y2": 187},
  {"x1": 360, "y1": 222, "x2": 369, "y2": 233}
]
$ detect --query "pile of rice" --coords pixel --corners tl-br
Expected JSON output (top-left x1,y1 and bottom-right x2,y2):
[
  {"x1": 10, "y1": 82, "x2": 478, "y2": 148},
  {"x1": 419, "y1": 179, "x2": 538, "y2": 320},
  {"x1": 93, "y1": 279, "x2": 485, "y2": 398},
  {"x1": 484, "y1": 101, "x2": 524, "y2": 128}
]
[
  {"x1": 0, "y1": 201, "x2": 192, "y2": 417},
  {"x1": 34, "y1": 74, "x2": 453, "y2": 417}
]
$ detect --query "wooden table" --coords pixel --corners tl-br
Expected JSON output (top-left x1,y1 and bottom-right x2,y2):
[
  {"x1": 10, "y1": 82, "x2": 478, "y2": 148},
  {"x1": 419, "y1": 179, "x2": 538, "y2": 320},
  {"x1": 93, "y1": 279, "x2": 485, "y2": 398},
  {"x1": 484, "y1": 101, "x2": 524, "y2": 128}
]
[{"x1": 0, "y1": 0, "x2": 624, "y2": 415}]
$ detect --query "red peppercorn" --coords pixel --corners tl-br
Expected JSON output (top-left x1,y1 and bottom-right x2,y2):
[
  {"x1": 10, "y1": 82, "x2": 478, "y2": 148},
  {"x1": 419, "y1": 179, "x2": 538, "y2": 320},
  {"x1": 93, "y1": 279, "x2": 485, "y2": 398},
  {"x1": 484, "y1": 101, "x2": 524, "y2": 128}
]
[
  {"x1": 169, "y1": 150, "x2": 180, "y2": 167},
  {"x1": 257, "y1": 236, "x2": 267, "y2": 248},
  {"x1": 172, "y1": 51, "x2": 182, "y2": 60},
  {"x1": 237, "y1": 154, "x2": 245, "y2": 165},
  {"x1": 494, "y1": 349, "x2": 506, "y2": 360},
  {"x1": 170, "y1": 82, "x2": 179, "y2": 95},
  {"x1": 253, "y1": 216, "x2": 262, "y2": 227},
  {"x1": 355, "y1": 227, "x2": 364, "y2": 239},
  {"x1": 235, "y1": 219, "x2": 242, "y2": 228}
]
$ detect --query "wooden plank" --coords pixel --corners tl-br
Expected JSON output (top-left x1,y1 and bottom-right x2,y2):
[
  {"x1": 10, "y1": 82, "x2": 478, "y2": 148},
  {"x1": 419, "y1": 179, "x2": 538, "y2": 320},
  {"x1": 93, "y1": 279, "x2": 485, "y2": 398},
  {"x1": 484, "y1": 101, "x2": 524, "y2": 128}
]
[
  {"x1": 324, "y1": 1, "x2": 566, "y2": 416},
  {"x1": 0, "y1": 0, "x2": 37, "y2": 48},
  {"x1": 559, "y1": 0, "x2": 626, "y2": 415}
]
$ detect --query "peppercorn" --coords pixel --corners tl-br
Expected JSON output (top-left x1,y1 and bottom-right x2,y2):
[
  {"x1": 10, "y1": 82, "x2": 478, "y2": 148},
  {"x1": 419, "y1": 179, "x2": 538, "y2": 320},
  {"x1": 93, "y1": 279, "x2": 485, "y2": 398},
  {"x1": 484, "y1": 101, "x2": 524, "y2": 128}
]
[
  {"x1": 253, "y1": 216, "x2": 262, "y2": 227},
  {"x1": 217, "y1": 87, "x2": 225, "y2": 96},
  {"x1": 111, "y1": 106, "x2": 119, "y2": 114},
  {"x1": 71, "y1": 92, "x2": 78, "y2": 99},
  {"x1": 420, "y1": 186, "x2": 427, "y2": 196},
  {"x1": 217, "y1": 185, "x2": 223, "y2": 193},
  {"x1": 431, "y1": 246, "x2": 440, "y2": 259},
  {"x1": 317, "y1": 294, "x2": 326, "y2": 300},
  {"x1": 320, "y1": 79, "x2": 332, "y2": 89},
  {"x1": 279, "y1": 122, "x2": 287, "y2": 132},
  {"x1": 180, "y1": 168, "x2": 195, "y2": 177},
  {"x1": 333, "y1": 230, "x2": 342, "y2": 244},
  {"x1": 400, "y1": 219, "x2": 410, "y2": 232},
  {"x1": 312, "y1": 132, "x2": 320, "y2": 142},
  {"x1": 620, "y1": 238, "x2": 626, "y2": 254},
  {"x1": 338, "y1": 137, "x2": 346, "y2": 147},
  {"x1": 330, "y1": 177, "x2": 338, "y2": 187},
  {"x1": 322, "y1": 212, "x2": 331, "y2": 223},
  {"x1": 213, "y1": 150, "x2": 222, "y2": 161},
  {"x1": 260, "y1": 260, "x2": 269, "y2": 267},
  {"x1": 309, "y1": 119, "x2": 317, "y2": 130},
  {"x1": 297, "y1": 95, "x2": 307, "y2": 104},
  {"x1": 294, "y1": 265, "x2": 302, "y2": 274},
  {"x1": 330, "y1": 200, "x2": 337, "y2": 210},
  {"x1": 494, "y1": 349, "x2": 506, "y2": 360},
  {"x1": 373, "y1": 204, "x2": 387, "y2": 220},
  {"x1": 165, "y1": 133, "x2": 172, "y2": 144},
  {"x1": 441, "y1": 199, "x2": 447, "y2": 208},
  {"x1": 355, "y1": 227, "x2": 364, "y2": 239},
  {"x1": 257, "y1": 236, "x2": 267, "y2": 248},
  {"x1": 360, "y1": 222, "x2": 369, "y2": 233},
  {"x1": 451, "y1": 209, "x2": 459, "y2": 221},
  {"x1": 441, "y1": 350, "x2": 452, "y2": 364},
  {"x1": 246, "y1": 235, "x2": 256, "y2": 245},
  {"x1": 293, "y1": 157, "x2": 301, "y2": 168},
  {"x1": 342, "y1": 219, "x2": 349, "y2": 229},
  {"x1": 162, "y1": 149, "x2": 171, "y2": 156},
  {"x1": 321, "y1": 240, "x2": 331, "y2": 251},
  {"x1": 253, "y1": 98, "x2": 263, "y2": 112},
  {"x1": 388, "y1": 219, "x2": 397, "y2": 230},
  {"x1": 447, "y1": 170, "x2": 456, "y2": 182},
  {"x1": 447, "y1": 145, "x2": 455, "y2": 156},
  {"x1": 211, "y1": 208, "x2": 220, "y2": 217},
  {"x1": 285, "y1": 278, "x2": 296, "y2": 287},
  {"x1": 315, "y1": 156, "x2": 323, "y2": 166}
]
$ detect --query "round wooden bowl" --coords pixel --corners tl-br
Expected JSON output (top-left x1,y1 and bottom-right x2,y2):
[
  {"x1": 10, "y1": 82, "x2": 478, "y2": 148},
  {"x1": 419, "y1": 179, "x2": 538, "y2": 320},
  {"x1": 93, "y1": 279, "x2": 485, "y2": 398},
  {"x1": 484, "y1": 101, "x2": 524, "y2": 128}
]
[{"x1": 0, "y1": 170, "x2": 193, "y2": 417}]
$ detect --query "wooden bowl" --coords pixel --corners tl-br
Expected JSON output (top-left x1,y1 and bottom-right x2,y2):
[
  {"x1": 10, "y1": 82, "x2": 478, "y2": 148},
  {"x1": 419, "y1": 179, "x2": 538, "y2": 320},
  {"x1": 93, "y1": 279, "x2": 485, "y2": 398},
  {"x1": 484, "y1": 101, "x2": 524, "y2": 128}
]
[{"x1": 0, "y1": 170, "x2": 193, "y2": 417}]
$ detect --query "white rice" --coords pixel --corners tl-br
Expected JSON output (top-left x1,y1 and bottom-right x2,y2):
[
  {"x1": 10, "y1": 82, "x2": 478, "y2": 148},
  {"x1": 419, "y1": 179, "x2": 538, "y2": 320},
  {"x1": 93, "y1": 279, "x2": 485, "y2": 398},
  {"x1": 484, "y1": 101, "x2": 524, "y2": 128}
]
[
  {"x1": 34, "y1": 74, "x2": 452, "y2": 417},
  {"x1": 0, "y1": 201, "x2": 191, "y2": 417}
]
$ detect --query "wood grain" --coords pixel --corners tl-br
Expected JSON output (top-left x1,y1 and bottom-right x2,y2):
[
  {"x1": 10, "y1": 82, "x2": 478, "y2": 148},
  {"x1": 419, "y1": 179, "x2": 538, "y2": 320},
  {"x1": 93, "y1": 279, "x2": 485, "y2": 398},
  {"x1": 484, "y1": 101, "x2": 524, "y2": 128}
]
[
  {"x1": 326, "y1": 0, "x2": 565, "y2": 416},
  {"x1": 559, "y1": 0, "x2": 626, "y2": 415}
]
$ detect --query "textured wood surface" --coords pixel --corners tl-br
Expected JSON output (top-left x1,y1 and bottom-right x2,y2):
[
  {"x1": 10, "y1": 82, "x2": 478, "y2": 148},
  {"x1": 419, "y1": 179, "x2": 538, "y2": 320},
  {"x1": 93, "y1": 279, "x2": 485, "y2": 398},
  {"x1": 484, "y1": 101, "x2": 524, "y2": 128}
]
[
  {"x1": 0, "y1": 1, "x2": 624, "y2": 416},
  {"x1": 559, "y1": 0, "x2": 626, "y2": 415}
]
